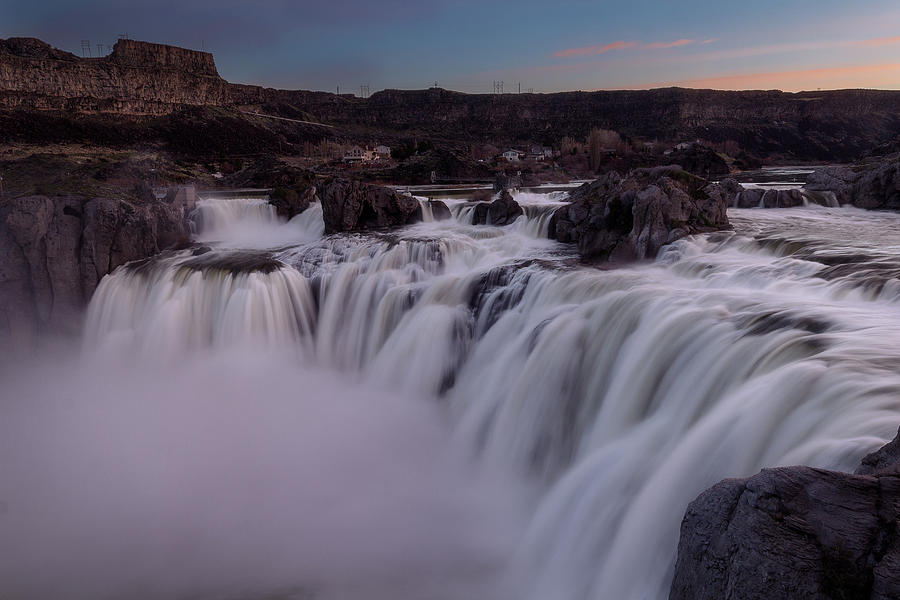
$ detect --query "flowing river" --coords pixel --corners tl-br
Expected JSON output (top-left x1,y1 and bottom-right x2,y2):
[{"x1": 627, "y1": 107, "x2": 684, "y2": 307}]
[{"x1": 2, "y1": 190, "x2": 900, "y2": 599}]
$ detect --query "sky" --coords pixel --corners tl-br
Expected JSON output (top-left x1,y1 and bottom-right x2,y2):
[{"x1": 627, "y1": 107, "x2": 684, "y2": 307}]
[{"x1": 2, "y1": 0, "x2": 899, "y2": 94}]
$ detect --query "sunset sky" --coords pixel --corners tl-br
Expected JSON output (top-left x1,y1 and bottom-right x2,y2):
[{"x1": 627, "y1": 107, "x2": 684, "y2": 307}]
[{"x1": 2, "y1": 0, "x2": 899, "y2": 94}]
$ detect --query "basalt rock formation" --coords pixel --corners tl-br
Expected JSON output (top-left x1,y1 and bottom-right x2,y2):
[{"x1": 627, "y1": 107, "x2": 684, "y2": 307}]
[
  {"x1": 669, "y1": 427, "x2": 900, "y2": 600},
  {"x1": 804, "y1": 156, "x2": 900, "y2": 210},
  {"x1": 549, "y1": 167, "x2": 731, "y2": 261},
  {"x1": 0, "y1": 38, "x2": 230, "y2": 114},
  {"x1": 268, "y1": 185, "x2": 316, "y2": 220},
  {"x1": 471, "y1": 190, "x2": 524, "y2": 226},
  {"x1": 317, "y1": 179, "x2": 421, "y2": 233},
  {"x1": 4, "y1": 37, "x2": 900, "y2": 162},
  {"x1": 715, "y1": 156, "x2": 900, "y2": 210},
  {"x1": 667, "y1": 144, "x2": 730, "y2": 178},
  {"x1": 0, "y1": 191, "x2": 193, "y2": 343}
]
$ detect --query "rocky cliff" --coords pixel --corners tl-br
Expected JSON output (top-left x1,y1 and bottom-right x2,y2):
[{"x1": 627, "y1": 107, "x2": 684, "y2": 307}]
[
  {"x1": 670, "y1": 427, "x2": 900, "y2": 600},
  {"x1": 3, "y1": 37, "x2": 900, "y2": 161},
  {"x1": 0, "y1": 189, "x2": 194, "y2": 345},
  {"x1": 0, "y1": 37, "x2": 230, "y2": 114}
]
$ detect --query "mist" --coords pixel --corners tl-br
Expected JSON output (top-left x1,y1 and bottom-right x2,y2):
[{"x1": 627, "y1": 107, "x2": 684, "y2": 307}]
[{"x1": 0, "y1": 346, "x2": 531, "y2": 600}]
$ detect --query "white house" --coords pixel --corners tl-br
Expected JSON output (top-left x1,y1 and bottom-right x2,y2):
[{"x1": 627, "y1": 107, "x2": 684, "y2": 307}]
[{"x1": 502, "y1": 149, "x2": 522, "y2": 162}]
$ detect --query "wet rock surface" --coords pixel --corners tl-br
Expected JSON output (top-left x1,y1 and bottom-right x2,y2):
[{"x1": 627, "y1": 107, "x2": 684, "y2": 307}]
[
  {"x1": 471, "y1": 190, "x2": 524, "y2": 226},
  {"x1": 670, "y1": 426, "x2": 900, "y2": 600},
  {"x1": 800, "y1": 156, "x2": 899, "y2": 210},
  {"x1": 317, "y1": 178, "x2": 422, "y2": 233},
  {"x1": 549, "y1": 167, "x2": 731, "y2": 261},
  {"x1": 268, "y1": 185, "x2": 316, "y2": 220}
]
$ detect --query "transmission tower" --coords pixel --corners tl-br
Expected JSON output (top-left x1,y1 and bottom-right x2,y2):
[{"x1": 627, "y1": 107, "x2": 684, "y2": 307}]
[
  {"x1": 80, "y1": 40, "x2": 91, "y2": 57},
  {"x1": 360, "y1": 84, "x2": 370, "y2": 98}
]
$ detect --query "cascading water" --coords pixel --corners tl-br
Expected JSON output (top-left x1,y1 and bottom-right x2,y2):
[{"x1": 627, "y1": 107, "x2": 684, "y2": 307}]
[
  {"x1": 191, "y1": 196, "x2": 325, "y2": 248},
  {"x1": 3, "y1": 192, "x2": 900, "y2": 599}
]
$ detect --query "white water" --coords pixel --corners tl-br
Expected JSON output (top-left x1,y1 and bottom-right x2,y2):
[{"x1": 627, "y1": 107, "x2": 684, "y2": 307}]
[{"x1": 3, "y1": 196, "x2": 900, "y2": 599}]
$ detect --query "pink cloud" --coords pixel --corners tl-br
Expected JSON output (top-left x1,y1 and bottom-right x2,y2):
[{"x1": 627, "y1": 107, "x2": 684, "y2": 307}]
[
  {"x1": 553, "y1": 38, "x2": 700, "y2": 58},
  {"x1": 854, "y1": 36, "x2": 900, "y2": 47},
  {"x1": 553, "y1": 40, "x2": 637, "y2": 58},
  {"x1": 644, "y1": 39, "x2": 695, "y2": 50}
]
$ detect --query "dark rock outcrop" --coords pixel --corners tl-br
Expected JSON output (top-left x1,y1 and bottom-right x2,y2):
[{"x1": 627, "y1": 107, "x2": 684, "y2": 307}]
[
  {"x1": 670, "y1": 427, "x2": 900, "y2": 600},
  {"x1": 803, "y1": 157, "x2": 900, "y2": 210},
  {"x1": 0, "y1": 194, "x2": 191, "y2": 343},
  {"x1": 268, "y1": 185, "x2": 316, "y2": 220},
  {"x1": 423, "y1": 199, "x2": 452, "y2": 221},
  {"x1": 471, "y1": 190, "x2": 524, "y2": 226},
  {"x1": 668, "y1": 143, "x2": 730, "y2": 178},
  {"x1": 317, "y1": 179, "x2": 421, "y2": 233},
  {"x1": 549, "y1": 167, "x2": 730, "y2": 261}
]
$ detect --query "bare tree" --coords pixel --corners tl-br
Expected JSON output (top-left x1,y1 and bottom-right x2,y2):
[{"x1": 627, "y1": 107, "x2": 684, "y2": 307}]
[{"x1": 588, "y1": 128, "x2": 621, "y2": 171}]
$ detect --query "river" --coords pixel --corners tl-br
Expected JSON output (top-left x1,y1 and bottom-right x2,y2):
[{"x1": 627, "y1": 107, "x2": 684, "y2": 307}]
[{"x1": 2, "y1": 189, "x2": 899, "y2": 599}]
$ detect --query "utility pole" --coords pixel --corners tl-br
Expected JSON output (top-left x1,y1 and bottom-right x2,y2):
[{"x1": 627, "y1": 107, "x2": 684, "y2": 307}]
[
  {"x1": 337, "y1": 85, "x2": 340, "y2": 95},
  {"x1": 80, "y1": 40, "x2": 91, "y2": 57},
  {"x1": 518, "y1": 82, "x2": 521, "y2": 94}
]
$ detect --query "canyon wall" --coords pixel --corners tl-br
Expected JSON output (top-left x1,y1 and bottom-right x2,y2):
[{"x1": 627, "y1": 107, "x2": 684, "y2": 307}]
[
  {"x1": 2, "y1": 36, "x2": 900, "y2": 160},
  {"x1": 0, "y1": 37, "x2": 230, "y2": 114}
]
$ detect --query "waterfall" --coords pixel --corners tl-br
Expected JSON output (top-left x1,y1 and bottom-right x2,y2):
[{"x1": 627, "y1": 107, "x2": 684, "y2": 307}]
[
  {"x1": 191, "y1": 197, "x2": 325, "y2": 248},
  {"x1": 5, "y1": 194, "x2": 900, "y2": 599}
]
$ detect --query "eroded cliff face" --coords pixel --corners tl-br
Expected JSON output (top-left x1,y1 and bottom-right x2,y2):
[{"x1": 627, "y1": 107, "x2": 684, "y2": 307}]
[
  {"x1": 0, "y1": 37, "x2": 230, "y2": 114},
  {"x1": 0, "y1": 191, "x2": 193, "y2": 344},
  {"x1": 2, "y1": 36, "x2": 900, "y2": 160}
]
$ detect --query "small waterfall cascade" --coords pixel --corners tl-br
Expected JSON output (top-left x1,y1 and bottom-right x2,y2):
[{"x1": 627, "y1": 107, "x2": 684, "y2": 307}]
[
  {"x1": 8, "y1": 192, "x2": 900, "y2": 599},
  {"x1": 191, "y1": 197, "x2": 280, "y2": 233},
  {"x1": 191, "y1": 196, "x2": 325, "y2": 248}
]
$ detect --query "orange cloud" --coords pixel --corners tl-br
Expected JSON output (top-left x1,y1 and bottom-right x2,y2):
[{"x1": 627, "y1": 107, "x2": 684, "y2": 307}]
[
  {"x1": 854, "y1": 36, "x2": 900, "y2": 47},
  {"x1": 554, "y1": 41, "x2": 637, "y2": 58},
  {"x1": 644, "y1": 39, "x2": 695, "y2": 50},
  {"x1": 629, "y1": 62, "x2": 900, "y2": 91}
]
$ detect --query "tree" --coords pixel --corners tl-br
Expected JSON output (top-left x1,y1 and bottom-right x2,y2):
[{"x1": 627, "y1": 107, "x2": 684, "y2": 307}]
[{"x1": 588, "y1": 128, "x2": 621, "y2": 171}]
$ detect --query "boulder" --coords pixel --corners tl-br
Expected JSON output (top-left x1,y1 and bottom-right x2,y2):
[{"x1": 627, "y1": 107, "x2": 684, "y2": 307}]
[
  {"x1": 668, "y1": 144, "x2": 731, "y2": 178},
  {"x1": 268, "y1": 185, "x2": 315, "y2": 220},
  {"x1": 318, "y1": 178, "x2": 421, "y2": 233},
  {"x1": 805, "y1": 165, "x2": 857, "y2": 206},
  {"x1": 670, "y1": 426, "x2": 900, "y2": 600},
  {"x1": 423, "y1": 199, "x2": 451, "y2": 221},
  {"x1": 803, "y1": 157, "x2": 900, "y2": 210},
  {"x1": 471, "y1": 190, "x2": 524, "y2": 226},
  {"x1": 549, "y1": 167, "x2": 730, "y2": 261},
  {"x1": 0, "y1": 194, "x2": 190, "y2": 344},
  {"x1": 852, "y1": 158, "x2": 900, "y2": 210}
]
